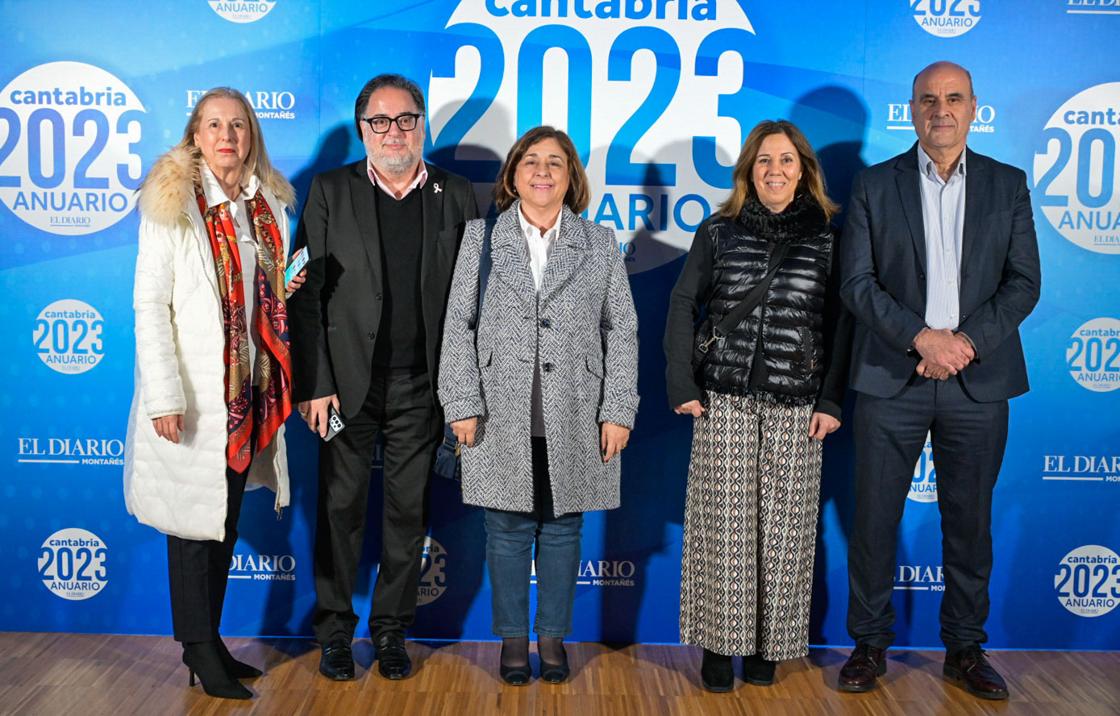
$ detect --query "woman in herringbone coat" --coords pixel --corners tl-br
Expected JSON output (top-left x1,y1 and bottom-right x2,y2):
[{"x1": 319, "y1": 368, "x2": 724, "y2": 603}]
[
  {"x1": 438, "y1": 126, "x2": 639, "y2": 685},
  {"x1": 664, "y1": 120, "x2": 852, "y2": 691}
]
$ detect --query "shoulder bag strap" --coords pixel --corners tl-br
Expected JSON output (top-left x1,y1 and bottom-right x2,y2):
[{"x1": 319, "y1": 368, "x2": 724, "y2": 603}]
[{"x1": 697, "y1": 242, "x2": 791, "y2": 354}]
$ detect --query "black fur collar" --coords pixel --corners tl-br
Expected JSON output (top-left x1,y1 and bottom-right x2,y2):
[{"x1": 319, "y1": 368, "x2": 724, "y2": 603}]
[{"x1": 737, "y1": 193, "x2": 829, "y2": 244}]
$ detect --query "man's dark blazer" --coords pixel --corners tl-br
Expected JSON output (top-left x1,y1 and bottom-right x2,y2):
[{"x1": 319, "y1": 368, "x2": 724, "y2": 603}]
[
  {"x1": 839, "y1": 144, "x2": 1041, "y2": 402},
  {"x1": 289, "y1": 161, "x2": 479, "y2": 417}
]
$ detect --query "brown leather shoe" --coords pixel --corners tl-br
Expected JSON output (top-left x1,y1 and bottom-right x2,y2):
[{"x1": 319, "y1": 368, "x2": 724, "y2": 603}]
[
  {"x1": 943, "y1": 645, "x2": 1008, "y2": 700},
  {"x1": 838, "y1": 644, "x2": 887, "y2": 692}
]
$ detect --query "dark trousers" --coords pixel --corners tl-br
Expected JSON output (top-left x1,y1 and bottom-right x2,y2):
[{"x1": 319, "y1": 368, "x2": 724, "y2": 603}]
[
  {"x1": 167, "y1": 467, "x2": 248, "y2": 644},
  {"x1": 847, "y1": 376, "x2": 1008, "y2": 651},
  {"x1": 312, "y1": 368, "x2": 440, "y2": 644}
]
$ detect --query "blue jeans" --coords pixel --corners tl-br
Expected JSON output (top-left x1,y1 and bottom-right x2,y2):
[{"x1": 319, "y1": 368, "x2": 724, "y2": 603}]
[{"x1": 484, "y1": 438, "x2": 583, "y2": 638}]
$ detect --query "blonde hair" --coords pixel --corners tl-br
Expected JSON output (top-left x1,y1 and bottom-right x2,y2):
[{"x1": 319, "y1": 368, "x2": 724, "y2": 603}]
[
  {"x1": 719, "y1": 119, "x2": 838, "y2": 221},
  {"x1": 175, "y1": 87, "x2": 290, "y2": 200}
]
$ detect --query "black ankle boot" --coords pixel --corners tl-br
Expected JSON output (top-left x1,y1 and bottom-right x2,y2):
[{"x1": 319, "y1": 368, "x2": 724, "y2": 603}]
[
  {"x1": 182, "y1": 641, "x2": 252, "y2": 700},
  {"x1": 700, "y1": 649, "x2": 733, "y2": 692},
  {"x1": 743, "y1": 653, "x2": 776, "y2": 685},
  {"x1": 216, "y1": 637, "x2": 262, "y2": 679}
]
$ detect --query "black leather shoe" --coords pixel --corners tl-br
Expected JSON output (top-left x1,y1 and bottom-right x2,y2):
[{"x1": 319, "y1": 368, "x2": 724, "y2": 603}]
[
  {"x1": 743, "y1": 653, "x2": 776, "y2": 686},
  {"x1": 217, "y1": 637, "x2": 263, "y2": 679},
  {"x1": 319, "y1": 639, "x2": 355, "y2": 681},
  {"x1": 944, "y1": 645, "x2": 1009, "y2": 700},
  {"x1": 183, "y1": 641, "x2": 252, "y2": 700},
  {"x1": 700, "y1": 649, "x2": 734, "y2": 693},
  {"x1": 376, "y1": 633, "x2": 412, "y2": 680},
  {"x1": 838, "y1": 644, "x2": 887, "y2": 693}
]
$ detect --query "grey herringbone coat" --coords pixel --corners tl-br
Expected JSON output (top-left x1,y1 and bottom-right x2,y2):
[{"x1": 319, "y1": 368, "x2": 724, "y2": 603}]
[{"x1": 438, "y1": 204, "x2": 639, "y2": 515}]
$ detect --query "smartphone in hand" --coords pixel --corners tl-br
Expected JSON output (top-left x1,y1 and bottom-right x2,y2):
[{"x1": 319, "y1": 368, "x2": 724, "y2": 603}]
[
  {"x1": 323, "y1": 404, "x2": 346, "y2": 442},
  {"x1": 284, "y1": 246, "x2": 309, "y2": 286}
]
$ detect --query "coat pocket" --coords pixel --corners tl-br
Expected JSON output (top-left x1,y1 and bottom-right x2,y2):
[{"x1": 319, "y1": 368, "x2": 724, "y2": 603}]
[{"x1": 584, "y1": 354, "x2": 604, "y2": 379}]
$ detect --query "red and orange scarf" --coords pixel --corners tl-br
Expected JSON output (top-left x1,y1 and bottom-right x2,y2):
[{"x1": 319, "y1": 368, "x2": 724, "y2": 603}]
[{"x1": 195, "y1": 187, "x2": 292, "y2": 474}]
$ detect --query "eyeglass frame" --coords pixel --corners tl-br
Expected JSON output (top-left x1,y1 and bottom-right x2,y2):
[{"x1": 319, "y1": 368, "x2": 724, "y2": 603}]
[{"x1": 360, "y1": 112, "x2": 424, "y2": 134}]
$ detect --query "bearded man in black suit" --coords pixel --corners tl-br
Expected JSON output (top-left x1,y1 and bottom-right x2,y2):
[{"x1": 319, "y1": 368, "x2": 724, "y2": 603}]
[{"x1": 289, "y1": 73, "x2": 478, "y2": 682}]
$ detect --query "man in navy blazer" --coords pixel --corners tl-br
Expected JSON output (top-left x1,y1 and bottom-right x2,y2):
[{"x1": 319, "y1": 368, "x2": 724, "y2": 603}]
[{"x1": 837, "y1": 62, "x2": 1040, "y2": 699}]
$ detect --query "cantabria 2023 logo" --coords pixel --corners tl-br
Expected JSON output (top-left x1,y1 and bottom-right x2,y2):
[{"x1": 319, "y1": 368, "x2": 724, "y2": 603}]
[
  {"x1": 0, "y1": 62, "x2": 145, "y2": 236},
  {"x1": 1055, "y1": 545, "x2": 1120, "y2": 617},
  {"x1": 209, "y1": 0, "x2": 276, "y2": 23},
  {"x1": 1034, "y1": 83, "x2": 1120, "y2": 254},
  {"x1": 1067, "y1": 317, "x2": 1120, "y2": 392},
  {"x1": 428, "y1": 0, "x2": 758, "y2": 273},
  {"x1": 911, "y1": 0, "x2": 981, "y2": 38},
  {"x1": 39, "y1": 528, "x2": 108, "y2": 601},
  {"x1": 909, "y1": 434, "x2": 937, "y2": 503}
]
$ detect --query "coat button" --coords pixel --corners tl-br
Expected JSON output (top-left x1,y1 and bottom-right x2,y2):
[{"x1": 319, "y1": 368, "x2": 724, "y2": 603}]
[
  {"x1": 540, "y1": 318, "x2": 551, "y2": 328},
  {"x1": 542, "y1": 362, "x2": 554, "y2": 373},
  {"x1": 367, "y1": 331, "x2": 376, "y2": 340},
  {"x1": 375, "y1": 293, "x2": 383, "y2": 301}
]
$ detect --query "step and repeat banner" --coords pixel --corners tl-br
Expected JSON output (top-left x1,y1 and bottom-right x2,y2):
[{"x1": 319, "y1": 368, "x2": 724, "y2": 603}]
[{"x1": 1, "y1": 1, "x2": 1117, "y2": 650}]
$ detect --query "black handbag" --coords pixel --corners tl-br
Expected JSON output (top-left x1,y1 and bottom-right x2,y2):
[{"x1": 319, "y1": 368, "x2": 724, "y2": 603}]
[
  {"x1": 691, "y1": 242, "x2": 790, "y2": 371},
  {"x1": 433, "y1": 219, "x2": 496, "y2": 481}
]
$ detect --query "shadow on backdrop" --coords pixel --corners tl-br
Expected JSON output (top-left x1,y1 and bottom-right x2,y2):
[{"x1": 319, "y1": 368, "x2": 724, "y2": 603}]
[
  {"x1": 290, "y1": 124, "x2": 354, "y2": 216},
  {"x1": 600, "y1": 138, "x2": 734, "y2": 644},
  {"x1": 790, "y1": 85, "x2": 868, "y2": 646},
  {"x1": 232, "y1": 124, "x2": 355, "y2": 646}
]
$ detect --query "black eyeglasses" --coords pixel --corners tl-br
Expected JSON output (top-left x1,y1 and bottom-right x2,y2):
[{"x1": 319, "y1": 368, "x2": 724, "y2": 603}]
[{"x1": 361, "y1": 112, "x2": 422, "y2": 134}]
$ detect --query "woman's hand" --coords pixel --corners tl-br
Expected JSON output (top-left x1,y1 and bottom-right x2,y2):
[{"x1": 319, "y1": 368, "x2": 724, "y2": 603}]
[
  {"x1": 808, "y1": 412, "x2": 841, "y2": 441},
  {"x1": 601, "y1": 422, "x2": 631, "y2": 463},
  {"x1": 152, "y1": 414, "x2": 184, "y2": 444},
  {"x1": 674, "y1": 400, "x2": 705, "y2": 417},
  {"x1": 285, "y1": 268, "x2": 306, "y2": 298},
  {"x1": 451, "y1": 417, "x2": 479, "y2": 447}
]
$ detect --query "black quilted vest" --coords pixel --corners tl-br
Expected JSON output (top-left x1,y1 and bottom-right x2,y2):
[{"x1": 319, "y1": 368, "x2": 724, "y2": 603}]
[{"x1": 700, "y1": 195, "x2": 834, "y2": 403}]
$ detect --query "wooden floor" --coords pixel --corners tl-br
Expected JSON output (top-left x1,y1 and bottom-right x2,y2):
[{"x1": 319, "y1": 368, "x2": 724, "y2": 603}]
[{"x1": 0, "y1": 634, "x2": 1117, "y2": 715}]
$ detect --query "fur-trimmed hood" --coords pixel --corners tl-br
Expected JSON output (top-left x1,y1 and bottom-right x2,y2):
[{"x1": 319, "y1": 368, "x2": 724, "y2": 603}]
[{"x1": 138, "y1": 145, "x2": 295, "y2": 225}]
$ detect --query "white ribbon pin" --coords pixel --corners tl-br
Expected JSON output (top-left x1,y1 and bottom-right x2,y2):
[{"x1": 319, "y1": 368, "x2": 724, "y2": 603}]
[{"x1": 433, "y1": 182, "x2": 442, "y2": 194}]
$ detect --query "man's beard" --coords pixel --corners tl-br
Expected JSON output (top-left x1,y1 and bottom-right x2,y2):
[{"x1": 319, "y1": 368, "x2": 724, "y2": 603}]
[{"x1": 370, "y1": 143, "x2": 418, "y2": 176}]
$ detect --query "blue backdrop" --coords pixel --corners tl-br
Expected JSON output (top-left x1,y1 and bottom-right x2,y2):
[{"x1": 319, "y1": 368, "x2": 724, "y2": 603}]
[{"x1": 2, "y1": 0, "x2": 1118, "y2": 651}]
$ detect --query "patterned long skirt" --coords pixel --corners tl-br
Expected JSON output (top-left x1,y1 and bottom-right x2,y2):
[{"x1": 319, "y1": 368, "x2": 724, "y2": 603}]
[{"x1": 679, "y1": 392, "x2": 822, "y2": 659}]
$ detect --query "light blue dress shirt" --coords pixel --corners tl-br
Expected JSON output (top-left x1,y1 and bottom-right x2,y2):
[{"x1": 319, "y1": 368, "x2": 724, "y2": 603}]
[{"x1": 916, "y1": 143, "x2": 966, "y2": 331}]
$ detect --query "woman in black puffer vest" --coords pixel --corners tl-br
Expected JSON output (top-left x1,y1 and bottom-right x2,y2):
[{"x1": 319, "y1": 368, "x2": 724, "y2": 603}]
[{"x1": 664, "y1": 120, "x2": 851, "y2": 691}]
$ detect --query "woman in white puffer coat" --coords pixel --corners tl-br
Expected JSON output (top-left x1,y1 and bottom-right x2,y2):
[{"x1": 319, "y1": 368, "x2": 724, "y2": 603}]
[{"x1": 123, "y1": 87, "x2": 302, "y2": 700}]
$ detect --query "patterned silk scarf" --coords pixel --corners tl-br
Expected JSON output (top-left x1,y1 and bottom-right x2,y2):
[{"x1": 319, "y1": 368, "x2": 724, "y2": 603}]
[{"x1": 195, "y1": 186, "x2": 293, "y2": 474}]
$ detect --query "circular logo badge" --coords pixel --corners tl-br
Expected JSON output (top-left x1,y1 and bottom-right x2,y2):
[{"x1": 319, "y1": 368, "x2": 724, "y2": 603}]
[
  {"x1": 417, "y1": 536, "x2": 447, "y2": 606},
  {"x1": 38, "y1": 528, "x2": 108, "y2": 601},
  {"x1": 208, "y1": 0, "x2": 277, "y2": 23},
  {"x1": 1067, "y1": 317, "x2": 1120, "y2": 392},
  {"x1": 911, "y1": 0, "x2": 981, "y2": 38},
  {"x1": 0, "y1": 61, "x2": 145, "y2": 235},
  {"x1": 908, "y1": 434, "x2": 938, "y2": 503},
  {"x1": 34, "y1": 299, "x2": 105, "y2": 374},
  {"x1": 1055, "y1": 545, "x2": 1120, "y2": 618},
  {"x1": 1034, "y1": 82, "x2": 1120, "y2": 254}
]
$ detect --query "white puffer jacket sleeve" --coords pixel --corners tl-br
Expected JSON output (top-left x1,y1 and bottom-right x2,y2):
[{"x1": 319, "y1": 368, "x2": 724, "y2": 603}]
[{"x1": 134, "y1": 215, "x2": 187, "y2": 419}]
